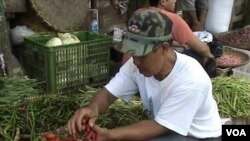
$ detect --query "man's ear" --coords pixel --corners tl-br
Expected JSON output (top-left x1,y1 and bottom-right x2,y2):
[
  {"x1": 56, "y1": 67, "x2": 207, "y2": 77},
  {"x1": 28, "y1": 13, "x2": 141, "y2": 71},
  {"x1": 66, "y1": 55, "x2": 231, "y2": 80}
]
[
  {"x1": 161, "y1": 0, "x2": 167, "y2": 5},
  {"x1": 161, "y1": 42, "x2": 170, "y2": 52},
  {"x1": 162, "y1": 42, "x2": 170, "y2": 48}
]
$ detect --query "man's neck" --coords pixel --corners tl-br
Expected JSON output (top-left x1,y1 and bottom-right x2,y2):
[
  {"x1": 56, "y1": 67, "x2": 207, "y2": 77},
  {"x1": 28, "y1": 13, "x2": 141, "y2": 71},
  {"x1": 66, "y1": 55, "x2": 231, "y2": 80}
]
[{"x1": 154, "y1": 51, "x2": 177, "y2": 81}]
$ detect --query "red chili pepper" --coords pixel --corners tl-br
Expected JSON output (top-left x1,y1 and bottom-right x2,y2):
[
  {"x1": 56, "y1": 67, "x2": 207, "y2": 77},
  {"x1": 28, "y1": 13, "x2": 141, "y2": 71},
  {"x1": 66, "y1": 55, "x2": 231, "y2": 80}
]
[
  {"x1": 43, "y1": 132, "x2": 57, "y2": 140},
  {"x1": 88, "y1": 131, "x2": 95, "y2": 141},
  {"x1": 80, "y1": 117, "x2": 97, "y2": 141},
  {"x1": 85, "y1": 124, "x2": 90, "y2": 132}
]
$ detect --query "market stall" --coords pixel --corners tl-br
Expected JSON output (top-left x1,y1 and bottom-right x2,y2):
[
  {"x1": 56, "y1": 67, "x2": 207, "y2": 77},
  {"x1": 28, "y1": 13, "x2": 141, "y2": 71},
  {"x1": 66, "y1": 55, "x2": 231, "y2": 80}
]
[{"x1": 1, "y1": 0, "x2": 250, "y2": 141}]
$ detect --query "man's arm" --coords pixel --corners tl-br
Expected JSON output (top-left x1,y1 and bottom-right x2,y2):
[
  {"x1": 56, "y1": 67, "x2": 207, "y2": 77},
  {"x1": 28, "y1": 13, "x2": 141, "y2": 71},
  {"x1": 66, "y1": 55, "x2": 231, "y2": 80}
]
[
  {"x1": 88, "y1": 88, "x2": 117, "y2": 115},
  {"x1": 171, "y1": 36, "x2": 213, "y2": 60},
  {"x1": 164, "y1": 11, "x2": 210, "y2": 58},
  {"x1": 108, "y1": 120, "x2": 168, "y2": 141},
  {"x1": 186, "y1": 36, "x2": 214, "y2": 65}
]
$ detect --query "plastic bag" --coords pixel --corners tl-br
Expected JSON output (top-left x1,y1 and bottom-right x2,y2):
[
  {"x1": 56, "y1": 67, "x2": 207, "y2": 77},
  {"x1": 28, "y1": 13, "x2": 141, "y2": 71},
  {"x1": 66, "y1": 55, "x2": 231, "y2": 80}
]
[
  {"x1": 193, "y1": 31, "x2": 213, "y2": 43},
  {"x1": 0, "y1": 53, "x2": 6, "y2": 76},
  {"x1": 10, "y1": 25, "x2": 35, "y2": 45}
]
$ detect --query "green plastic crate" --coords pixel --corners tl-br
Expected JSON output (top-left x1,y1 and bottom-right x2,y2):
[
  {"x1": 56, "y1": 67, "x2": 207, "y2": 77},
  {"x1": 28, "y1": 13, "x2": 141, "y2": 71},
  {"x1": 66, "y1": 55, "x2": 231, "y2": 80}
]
[{"x1": 23, "y1": 31, "x2": 111, "y2": 94}]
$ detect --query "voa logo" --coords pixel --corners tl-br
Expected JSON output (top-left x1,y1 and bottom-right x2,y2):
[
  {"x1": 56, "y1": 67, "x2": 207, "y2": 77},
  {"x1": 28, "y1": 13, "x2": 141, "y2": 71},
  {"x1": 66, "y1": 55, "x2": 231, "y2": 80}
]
[{"x1": 226, "y1": 129, "x2": 246, "y2": 136}]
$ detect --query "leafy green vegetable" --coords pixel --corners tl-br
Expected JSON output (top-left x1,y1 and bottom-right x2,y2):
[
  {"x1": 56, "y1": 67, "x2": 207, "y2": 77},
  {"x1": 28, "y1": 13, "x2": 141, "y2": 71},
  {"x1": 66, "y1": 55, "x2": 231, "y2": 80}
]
[{"x1": 45, "y1": 37, "x2": 63, "y2": 47}]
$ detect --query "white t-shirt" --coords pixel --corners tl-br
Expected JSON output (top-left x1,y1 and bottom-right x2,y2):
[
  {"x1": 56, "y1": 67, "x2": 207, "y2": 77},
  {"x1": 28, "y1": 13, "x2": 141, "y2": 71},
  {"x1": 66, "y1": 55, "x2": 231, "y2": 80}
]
[{"x1": 105, "y1": 52, "x2": 222, "y2": 138}]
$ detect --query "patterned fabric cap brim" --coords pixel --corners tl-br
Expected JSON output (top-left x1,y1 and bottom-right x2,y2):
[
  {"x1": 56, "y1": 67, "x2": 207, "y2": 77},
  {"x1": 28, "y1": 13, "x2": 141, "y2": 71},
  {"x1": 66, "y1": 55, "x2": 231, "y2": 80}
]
[
  {"x1": 113, "y1": 8, "x2": 173, "y2": 56},
  {"x1": 114, "y1": 31, "x2": 172, "y2": 56},
  {"x1": 114, "y1": 38, "x2": 155, "y2": 57}
]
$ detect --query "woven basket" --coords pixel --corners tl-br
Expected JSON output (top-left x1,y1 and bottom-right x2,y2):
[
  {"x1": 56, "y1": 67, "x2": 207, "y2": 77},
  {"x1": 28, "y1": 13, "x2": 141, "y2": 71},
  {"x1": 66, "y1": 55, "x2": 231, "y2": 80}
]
[
  {"x1": 216, "y1": 46, "x2": 249, "y2": 68},
  {"x1": 30, "y1": 0, "x2": 89, "y2": 32},
  {"x1": 216, "y1": 25, "x2": 250, "y2": 50}
]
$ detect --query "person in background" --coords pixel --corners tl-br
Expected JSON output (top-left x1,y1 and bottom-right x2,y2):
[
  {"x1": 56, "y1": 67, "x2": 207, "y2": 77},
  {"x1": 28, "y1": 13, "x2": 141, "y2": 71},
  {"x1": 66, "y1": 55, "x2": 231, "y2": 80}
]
[
  {"x1": 150, "y1": 0, "x2": 177, "y2": 12},
  {"x1": 180, "y1": 0, "x2": 208, "y2": 31},
  {"x1": 123, "y1": 0, "x2": 215, "y2": 77},
  {"x1": 67, "y1": 8, "x2": 222, "y2": 141}
]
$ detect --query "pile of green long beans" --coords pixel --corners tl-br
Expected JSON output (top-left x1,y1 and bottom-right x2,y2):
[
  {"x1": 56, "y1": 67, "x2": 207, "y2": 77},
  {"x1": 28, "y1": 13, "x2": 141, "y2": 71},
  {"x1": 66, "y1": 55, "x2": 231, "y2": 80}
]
[
  {"x1": 0, "y1": 76, "x2": 41, "y2": 104},
  {"x1": 0, "y1": 95, "x2": 80, "y2": 140},
  {"x1": 0, "y1": 80, "x2": 146, "y2": 141},
  {"x1": 212, "y1": 76, "x2": 250, "y2": 118},
  {"x1": 0, "y1": 75, "x2": 42, "y2": 140}
]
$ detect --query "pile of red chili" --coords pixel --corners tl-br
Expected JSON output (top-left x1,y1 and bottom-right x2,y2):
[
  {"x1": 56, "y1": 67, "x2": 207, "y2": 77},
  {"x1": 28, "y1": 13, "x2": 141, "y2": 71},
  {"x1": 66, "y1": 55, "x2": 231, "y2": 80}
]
[
  {"x1": 82, "y1": 117, "x2": 97, "y2": 140},
  {"x1": 42, "y1": 117, "x2": 97, "y2": 141},
  {"x1": 43, "y1": 132, "x2": 74, "y2": 141}
]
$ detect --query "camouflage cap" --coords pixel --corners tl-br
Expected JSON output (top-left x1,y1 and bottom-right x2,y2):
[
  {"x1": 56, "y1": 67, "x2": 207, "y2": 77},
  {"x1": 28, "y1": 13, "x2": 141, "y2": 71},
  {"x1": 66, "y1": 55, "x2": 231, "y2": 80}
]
[{"x1": 114, "y1": 8, "x2": 173, "y2": 56}]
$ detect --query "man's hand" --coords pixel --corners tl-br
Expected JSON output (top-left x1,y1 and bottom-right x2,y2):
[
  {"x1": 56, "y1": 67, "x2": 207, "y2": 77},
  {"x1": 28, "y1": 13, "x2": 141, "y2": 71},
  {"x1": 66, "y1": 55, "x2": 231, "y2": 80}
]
[
  {"x1": 67, "y1": 88, "x2": 115, "y2": 140},
  {"x1": 203, "y1": 54, "x2": 214, "y2": 66},
  {"x1": 67, "y1": 106, "x2": 98, "y2": 139},
  {"x1": 91, "y1": 124, "x2": 111, "y2": 141},
  {"x1": 203, "y1": 57, "x2": 217, "y2": 77}
]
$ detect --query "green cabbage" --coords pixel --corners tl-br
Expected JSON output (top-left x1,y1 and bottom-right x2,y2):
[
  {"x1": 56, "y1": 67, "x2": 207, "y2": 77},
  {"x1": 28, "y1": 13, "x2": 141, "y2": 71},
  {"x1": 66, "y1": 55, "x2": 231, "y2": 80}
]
[
  {"x1": 58, "y1": 33, "x2": 80, "y2": 45},
  {"x1": 45, "y1": 37, "x2": 63, "y2": 47}
]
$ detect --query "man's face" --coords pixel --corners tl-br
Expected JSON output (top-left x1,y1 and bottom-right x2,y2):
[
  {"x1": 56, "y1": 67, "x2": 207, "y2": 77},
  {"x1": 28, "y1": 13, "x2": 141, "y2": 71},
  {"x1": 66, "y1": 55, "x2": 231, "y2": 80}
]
[
  {"x1": 161, "y1": 0, "x2": 177, "y2": 12},
  {"x1": 132, "y1": 45, "x2": 165, "y2": 77}
]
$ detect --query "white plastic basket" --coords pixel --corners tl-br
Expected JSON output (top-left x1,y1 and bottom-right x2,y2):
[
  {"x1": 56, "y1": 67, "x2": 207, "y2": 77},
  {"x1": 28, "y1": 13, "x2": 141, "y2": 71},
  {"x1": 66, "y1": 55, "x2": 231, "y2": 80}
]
[
  {"x1": 221, "y1": 117, "x2": 250, "y2": 125},
  {"x1": 233, "y1": 69, "x2": 250, "y2": 80},
  {"x1": 232, "y1": 48, "x2": 250, "y2": 79}
]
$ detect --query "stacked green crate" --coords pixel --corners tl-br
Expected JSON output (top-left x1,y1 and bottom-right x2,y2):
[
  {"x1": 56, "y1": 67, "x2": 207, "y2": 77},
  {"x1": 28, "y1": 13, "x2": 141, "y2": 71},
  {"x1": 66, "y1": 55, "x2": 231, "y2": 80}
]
[{"x1": 24, "y1": 31, "x2": 112, "y2": 94}]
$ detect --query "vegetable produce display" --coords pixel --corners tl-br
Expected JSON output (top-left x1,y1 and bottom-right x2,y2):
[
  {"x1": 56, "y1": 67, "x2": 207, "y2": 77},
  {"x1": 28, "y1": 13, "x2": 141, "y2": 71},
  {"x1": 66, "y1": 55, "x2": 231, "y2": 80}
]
[
  {"x1": 23, "y1": 31, "x2": 111, "y2": 94},
  {"x1": 212, "y1": 76, "x2": 250, "y2": 118},
  {"x1": 0, "y1": 79, "x2": 146, "y2": 141},
  {"x1": 216, "y1": 25, "x2": 250, "y2": 50},
  {"x1": 1, "y1": 75, "x2": 250, "y2": 140}
]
